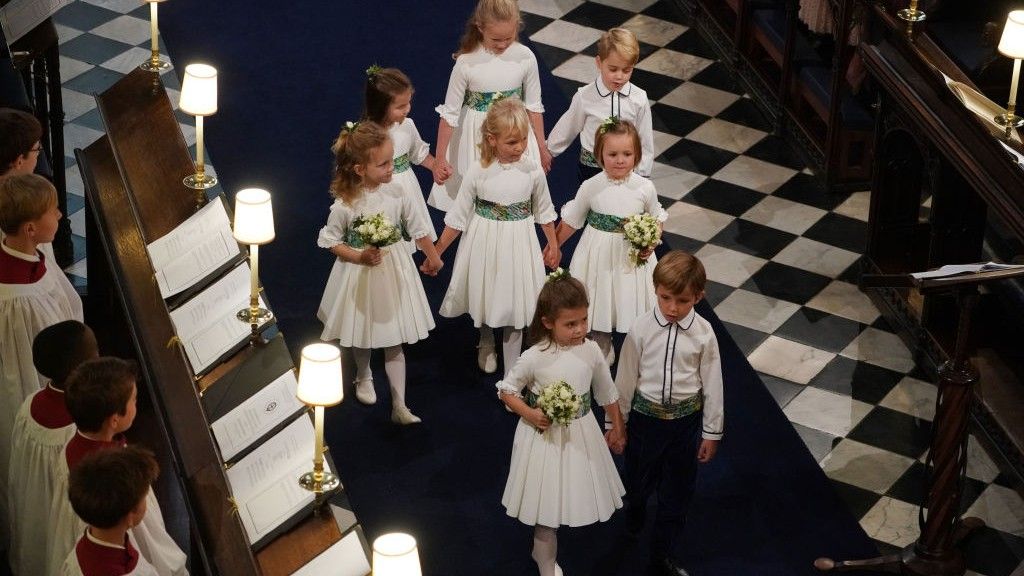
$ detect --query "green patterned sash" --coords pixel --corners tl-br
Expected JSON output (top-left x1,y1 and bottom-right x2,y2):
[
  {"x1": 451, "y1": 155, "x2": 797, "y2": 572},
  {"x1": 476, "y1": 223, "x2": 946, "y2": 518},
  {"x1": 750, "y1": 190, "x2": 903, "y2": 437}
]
[
  {"x1": 474, "y1": 197, "x2": 532, "y2": 221},
  {"x1": 393, "y1": 153, "x2": 411, "y2": 173},
  {"x1": 586, "y1": 210, "x2": 624, "y2": 233},
  {"x1": 579, "y1": 148, "x2": 599, "y2": 168},
  {"x1": 632, "y1": 392, "x2": 702, "y2": 420},
  {"x1": 525, "y1": 389, "x2": 593, "y2": 419},
  {"x1": 463, "y1": 87, "x2": 524, "y2": 111}
]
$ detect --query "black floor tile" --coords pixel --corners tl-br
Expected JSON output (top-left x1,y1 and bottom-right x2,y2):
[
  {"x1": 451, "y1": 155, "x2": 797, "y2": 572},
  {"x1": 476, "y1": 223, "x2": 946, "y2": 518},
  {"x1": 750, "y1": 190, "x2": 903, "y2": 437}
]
[
  {"x1": 885, "y1": 461, "x2": 987, "y2": 514},
  {"x1": 709, "y1": 219, "x2": 797, "y2": 259},
  {"x1": 656, "y1": 138, "x2": 737, "y2": 175},
  {"x1": 561, "y1": 2, "x2": 635, "y2": 30},
  {"x1": 553, "y1": 77, "x2": 587, "y2": 100},
  {"x1": 871, "y1": 538, "x2": 902, "y2": 557},
  {"x1": 688, "y1": 61, "x2": 742, "y2": 93},
  {"x1": 964, "y1": 526, "x2": 1024, "y2": 576},
  {"x1": 744, "y1": 135, "x2": 807, "y2": 170},
  {"x1": 758, "y1": 373, "x2": 804, "y2": 408},
  {"x1": 521, "y1": 11, "x2": 554, "y2": 37},
  {"x1": 847, "y1": 406, "x2": 933, "y2": 459},
  {"x1": 531, "y1": 42, "x2": 576, "y2": 70},
  {"x1": 702, "y1": 279, "x2": 734, "y2": 307},
  {"x1": 716, "y1": 98, "x2": 774, "y2": 132},
  {"x1": 803, "y1": 212, "x2": 869, "y2": 254},
  {"x1": 664, "y1": 29, "x2": 717, "y2": 60},
  {"x1": 59, "y1": 33, "x2": 134, "y2": 67},
  {"x1": 681, "y1": 178, "x2": 764, "y2": 216},
  {"x1": 629, "y1": 68, "x2": 685, "y2": 100},
  {"x1": 721, "y1": 321, "x2": 769, "y2": 355},
  {"x1": 829, "y1": 479, "x2": 883, "y2": 520},
  {"x1": 741, "y1": 261, "x2": 832, "y2": 305},
  {"x1": 52, "y1": 1, "x2": 121, "y2": 30},
  {"x1": 792, "y1": 421, "x2": 840, "y2": 463},
  {"x1": 660, "y1": 231, "x2": 704, "y2": 254},
  {"x1": 775, "y1": 307, "x2": 864, "y2": 353},
  {"x1": 772, "y1": 172, "x2": 846, "y2": 211},
  {"x1": 809, "y1": 355, "x2": 903, "y2": 404},
  {"x1": 642, "y1": 0, "x2": 689, "y2": 24},
  {"x1": 837, "y1": 255, "x2": 868, "y2": 284}
]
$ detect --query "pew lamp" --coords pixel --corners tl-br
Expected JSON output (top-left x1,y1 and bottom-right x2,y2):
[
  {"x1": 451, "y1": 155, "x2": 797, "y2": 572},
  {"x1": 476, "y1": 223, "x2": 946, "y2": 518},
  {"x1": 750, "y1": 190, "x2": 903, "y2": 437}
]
[
  {"x1": 996, "y1": 11, "x2": 1024, "y2": 128},
  {"x1": 179, "y1": 63, "x2": 219, "y2": 202},
  {"x1": 139, "y1": 0, "x2": 171, "y2": 72},
  {"x1": 897, "y1": 0, "x2": 925, "y2": 23},
  {"x1": 232, "y1": 188, "x2": 275, "y2": 335},
  {"x1": 296, "y1": 343, "x2": 343, "y2": 495},
  {"x1": 372, "y1": 533, "x2": 422, "y2": 576}
]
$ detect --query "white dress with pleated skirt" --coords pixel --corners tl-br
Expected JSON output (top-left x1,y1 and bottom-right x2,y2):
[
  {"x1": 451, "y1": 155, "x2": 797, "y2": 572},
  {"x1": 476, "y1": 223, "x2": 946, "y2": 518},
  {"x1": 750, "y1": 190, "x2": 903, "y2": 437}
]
[
  {"x1": 561, "y1": 172, "x2": 667, "y2": 334},
  {"x1": 439, "y1": 158, "x2": 555, "y2": 329},
  {"x1": 498, "y1": 339, "x2": 624, "y2": 528},
  {"x1": 386, "y1": 118, "x2": 436, "y2": 253},
  {"x1": 317, "y1": 186, "x2": 435, "y2": 348},
  {"x1": 428, "y1": 43, "x2": 545, "y2": 211}
]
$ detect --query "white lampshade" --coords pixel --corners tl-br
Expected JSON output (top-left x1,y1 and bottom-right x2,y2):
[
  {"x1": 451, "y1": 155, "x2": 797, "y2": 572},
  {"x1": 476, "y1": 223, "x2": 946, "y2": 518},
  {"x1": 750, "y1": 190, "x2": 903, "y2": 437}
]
[
  {"x1": 1000, "y1": 11, "x2": 1024, "y2": 59},
  {"x1": 296, "y1": 343, "x2": 343, "y2": 407},
  {"x1": 233, "y1": 188, "x2": 275, "y2": 245},
  {"x1": 372, "y1": 533, "x2": 421, "y2": 576},
  {"x1": 142, "y1": 0, "x2": 166, "y2": 3},
  {"x1": 179, "y1": 63, "x2": 218, "y2": 116}
]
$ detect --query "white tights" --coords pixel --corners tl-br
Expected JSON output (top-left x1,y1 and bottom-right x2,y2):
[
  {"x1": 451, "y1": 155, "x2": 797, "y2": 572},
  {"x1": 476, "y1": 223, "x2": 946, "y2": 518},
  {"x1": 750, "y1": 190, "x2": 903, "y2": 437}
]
[
  {"x1": 532, "y1": 525, "x2": 559, "y2": 576},
  {"x1": 478, "y1": 326, "x2": 525, "y2": 376},
  {"x1": 351, "y1": 345, "x2": 407, "y2": 407}
]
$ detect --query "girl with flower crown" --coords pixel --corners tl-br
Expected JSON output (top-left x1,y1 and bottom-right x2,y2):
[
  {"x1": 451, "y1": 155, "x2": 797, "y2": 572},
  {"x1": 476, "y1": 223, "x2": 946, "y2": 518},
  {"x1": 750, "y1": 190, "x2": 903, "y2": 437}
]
[
  {"x1": 497, "y1": 270, "x2": 625, "y2": 576},
  {"x1": 317, "y1": 122, "x2": 443, "y2": 425},
  {"x1": 427, "y1": 0, "x2": 551, "y2": 212},
  {"x1": 554, "y1": 118, "x2": 666, "y2": 365}
]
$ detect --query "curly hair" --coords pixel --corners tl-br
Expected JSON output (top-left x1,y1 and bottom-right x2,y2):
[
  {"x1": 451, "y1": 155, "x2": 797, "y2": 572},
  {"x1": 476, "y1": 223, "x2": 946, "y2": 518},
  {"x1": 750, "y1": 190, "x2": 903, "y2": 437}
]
[{"x1": 329, "y1": 121, "x2": 390, "y2": 204}]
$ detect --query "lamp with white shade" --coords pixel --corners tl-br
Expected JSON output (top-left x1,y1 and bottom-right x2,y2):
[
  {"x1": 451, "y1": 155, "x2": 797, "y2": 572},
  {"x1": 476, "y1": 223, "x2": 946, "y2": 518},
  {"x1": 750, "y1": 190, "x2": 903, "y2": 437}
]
[
  {"x1": 179, "y1": 63, "x2": 219, "y2": 199},
  {"x1": 232, "y1": 188, "x2": 275, "y2": 334},
  {"x1": 997, "y1": 11, "x2": 1024, "y2": 128},
  {"x1": 372, "y1": 533, "x2": 422, "y2": 576},
  {"x1": 296, "y1": 343, "x2": 343, "y2": 495},
  {"x1": 139, "y1": 0, "x2": 171, "y2": 72}
]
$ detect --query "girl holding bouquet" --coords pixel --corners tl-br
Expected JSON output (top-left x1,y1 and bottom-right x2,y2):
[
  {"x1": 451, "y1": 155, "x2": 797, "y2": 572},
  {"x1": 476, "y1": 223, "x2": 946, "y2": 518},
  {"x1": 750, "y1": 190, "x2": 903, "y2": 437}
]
[
  {"x1": 497, "y1": 271, "x2": 625, "y2": 576},
  {"x1": 317, "y1": 122, "x2": 443, "y2": 425},
  {"x1": 555, "y1": 118, "x2": 666, "y2": 364}
]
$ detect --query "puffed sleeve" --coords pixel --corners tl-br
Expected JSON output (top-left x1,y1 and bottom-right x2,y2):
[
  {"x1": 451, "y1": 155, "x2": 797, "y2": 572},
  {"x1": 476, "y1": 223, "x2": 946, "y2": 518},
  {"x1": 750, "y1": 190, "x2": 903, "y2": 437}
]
[
  {"x1": 699, "y1": 328, "x2": 725, "y2": 441},
  {"x1": 443, "y1": 164, "x2": 480, "y2": 231},
  {"x1": 589, "y1": 342, "x2": 620, "y2": 407},
  {"x1": 399, "y1": 194, "x2": 432, "y2": 241},
  {"x1": 520, "y1": 46, "x2": 544, "y2": 114},
  {"x1": 406, "y1": 119, "x2": 431, "y2": 165},
  {"x1": 643, "y1": 179, "x2": 668, "y2": 222},
  {"x1": 614, "y1": 328, "x2": 641, "y2": 422},
  {"x1": 436, "y1": 58, "x2": 469, "y2": 127},
  {"x1": 496, "y1": 347, "x2": 536, "y2": 397},
  {"x1": 635, "y1": 94, "x2": 655, "y2": 177},
  {"x1": 530, "y1": 169, "x2": 557, "y2": 224},
  {"x1": 546, "y1": 88, "x2": 585, "y2": 156},
  {"x1": 317, "y1": 200, "x2": 351, "y2": 248},
  {"x1": 559, "y1": 179, "x2": 595, "y2": 230}
]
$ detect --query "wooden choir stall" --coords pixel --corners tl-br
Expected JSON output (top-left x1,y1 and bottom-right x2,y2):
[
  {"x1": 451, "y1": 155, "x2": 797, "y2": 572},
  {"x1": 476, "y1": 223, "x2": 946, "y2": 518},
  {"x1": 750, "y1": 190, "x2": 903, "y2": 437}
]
[{"x1": 75, "y1": 67, "x2": 371, "y2": 575}]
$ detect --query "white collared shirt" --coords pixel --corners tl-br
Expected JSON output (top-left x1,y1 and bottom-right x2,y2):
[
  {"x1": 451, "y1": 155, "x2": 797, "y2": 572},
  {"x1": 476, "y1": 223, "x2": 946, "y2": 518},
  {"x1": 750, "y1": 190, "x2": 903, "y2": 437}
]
[
  {"x1": 614, "y1": 307, "x2": 724, "y2": 440},
  {"x1": 546, "y1": 77, "x2": 654, "y2": 177}
]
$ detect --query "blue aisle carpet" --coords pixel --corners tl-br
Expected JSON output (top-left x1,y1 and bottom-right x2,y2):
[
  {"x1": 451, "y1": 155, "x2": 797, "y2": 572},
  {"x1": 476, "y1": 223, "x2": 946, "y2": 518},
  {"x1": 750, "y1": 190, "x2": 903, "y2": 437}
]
[{"x1": 161, "y1": 2, "x2": 877, "y2": 574}]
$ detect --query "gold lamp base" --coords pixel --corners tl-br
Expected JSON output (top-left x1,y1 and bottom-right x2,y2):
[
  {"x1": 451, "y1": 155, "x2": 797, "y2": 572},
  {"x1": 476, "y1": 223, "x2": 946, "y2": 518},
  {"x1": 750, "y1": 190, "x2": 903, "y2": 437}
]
[
  {"x1": 140, "y1": 58, "x2": 171, "y2": 72},
  {"x1": 236, "y1": 307, "x2": 273, "y2": 325},
  {"x1": 299, "y1": 471, "x2": 340, "y2": 494},
  {"x1": 995, "y1": 112, "x2": 1024, "y2": 128},
  {"x1": 897, "y1": 7, "x2": 926, "y2": 22},
  {"x1": 184, "y1": 173, "x2": 218, "y2": 190}
]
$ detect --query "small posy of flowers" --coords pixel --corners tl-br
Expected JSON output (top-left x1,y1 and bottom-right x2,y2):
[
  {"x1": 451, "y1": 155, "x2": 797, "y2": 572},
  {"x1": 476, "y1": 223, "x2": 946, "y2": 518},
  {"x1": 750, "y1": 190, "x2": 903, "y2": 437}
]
[
  {"x1": 535, "y1": 380, "x2": 581, "y2": 432},
  {"x1": 546, "y1": 267, "x2": 568, "y2": 283},
  {"x1": 352, "y1": 213, "x2": 402, "y2": 248},
  {"x1": 598, "y1": 115, "x2": 619, "y2": 134},
  {"x1": 622, "y1": 213, "x2": 661, "y2": 268}
]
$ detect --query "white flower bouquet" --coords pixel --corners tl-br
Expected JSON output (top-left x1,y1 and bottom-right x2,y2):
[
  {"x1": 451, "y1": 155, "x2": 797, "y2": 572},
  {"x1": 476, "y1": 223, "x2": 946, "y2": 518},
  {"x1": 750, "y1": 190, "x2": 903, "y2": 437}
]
[
  {"x1": 535, "y1": 380, "x2": 581, "y2": 431},
  {"x1": 352, "y1": 212, "x2": 402, "y2": 248},
  {"x1": 622, "y1": 213, "x2": 661, "y2": 267}
]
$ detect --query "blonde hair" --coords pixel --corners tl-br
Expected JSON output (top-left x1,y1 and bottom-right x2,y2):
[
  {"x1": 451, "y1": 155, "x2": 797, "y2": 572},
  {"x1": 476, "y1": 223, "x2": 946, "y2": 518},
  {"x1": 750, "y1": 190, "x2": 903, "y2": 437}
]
[
  {"x1": 593, "y1": 118, "x2": 642, "y2": 170},
  {"x1": 0, "y1": 173, "x2": 56, "y2": 235},
  {"x1": 479, "y1": 98, "x2": 530, "y2": 167},
  {"x1": 653, "y1": 250, "x2": 707, "y2": 295},
  {"x1": 329, "y1": 122, "x2": 390, "y2": 204},
  {"x1": 597, "y1": 28, "x2": 640, "y2": 65},
  {"x1": 455, "y1": 0, "x2": 521, "y2": 58}
]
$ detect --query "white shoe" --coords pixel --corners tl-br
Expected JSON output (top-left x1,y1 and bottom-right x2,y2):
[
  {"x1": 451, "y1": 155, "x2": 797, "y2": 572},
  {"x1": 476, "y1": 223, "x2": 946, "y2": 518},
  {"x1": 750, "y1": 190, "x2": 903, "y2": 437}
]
[
  {"x1": 554, "y1": 564, "x2": 564, "y2": 576},
  {"x1": 354, "y1": 378, "x2": 377, "y2": 405},
  {"x1": 391, "y1": 404, "x2": 422, "y2": 425},
  {"x1": 604, "y1": 345, "x2": 616, "y2": 366},
  {"x1": 478, "y1": 345, "x2": 497, "y2": 373}
]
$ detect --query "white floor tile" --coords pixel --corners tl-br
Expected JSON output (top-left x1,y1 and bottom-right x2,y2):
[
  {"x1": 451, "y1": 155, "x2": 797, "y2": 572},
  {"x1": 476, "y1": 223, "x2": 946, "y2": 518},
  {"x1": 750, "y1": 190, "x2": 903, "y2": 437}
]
[
  {"x1": 965, "y1": 484, "x2": 1024, "y2": 537},
  {"x1": 695, "y1": 243, "x2": 766, "y2": 287},
  {"x1": 69, "y1": 206, "x2": 87, "y2": 236},
  {"x1": 860, "y1": 496, "x2": 921, "y2": 547},
  {"x1": 61, "y1": 88, "x2": 98, "y2": 122},
  {"x1": 662, "y1": 201, "x2": 733, "y2": 241},
  {"x1": 771, "y1": 237, "x2": 860, "y2": 278},
  {"x1": 90, "y1": 15, "x2": 151, "y2": 46},
  {"x1": 620, "y1": 14, "x2": 687, "y2": 47},
  {"x1": 821, "y1": 439, "x2": 915, "y2": 493},
  {"x1": 650, "y1": 162, "x2": 705, "y2": 200},
  {"x1": 712, "y1": 155, "x2": 797, "y2": 194},
  {"x1": 589, "y1": 0, "x2": 660, "y2": 11},
  {"x1": 551, "y1": 54, "x2": 601, "y2": 84},
  {"x1": 878, "y1": 376, "x2": 936, "y2": 422},
  {"x1": 636, "y1": 48, "x2": 712, "y2": 80},
  {"x1": 833, "y1": 190, "x2": 871, "y2": 222},
  {"x1": 59, "y1": 56, "x2": 94, "y2": 82},
  {"x1": 840, "y1": 327, "x2": 916, "y2": 373},
  {"x1": 805, "y1": 280, "x2": 881, "y2": 324},
  {"x1": 783, "y1": 387, "x2": 873, "y2": 438},
  {"x1": 519, "y1": 0, "x2": 584, "y2": 18},
  {"x1": 686, "y1": 118, "x2": 767, "y2": 155},
  {"x1": 659, "y1": 82, "x2": 740, "y2": 117},
  {"x1": 531, "y1": 20, "x2": 604, "y2": 53},
  {"x1": 740, "y1": 195, "x2": 827, "y2": 235},
  {"x1": 82, "y1": 0, "x2": 146, "y2": 13},
  {"x1": 749, "y1": 335, "x2": 835, "y2": 384},
  {"x1": 713, "y1": 288, "x2": 800, "y2": 333},
  {"x1": 62, "y1": 123, "x2": 104, "y2": 158},
  {"x1": 652, "y1": 130, "x2": 681, "y2": 157},
  {"x1": 965, "y1": 434, "x2": 1001, "y2": 484}
]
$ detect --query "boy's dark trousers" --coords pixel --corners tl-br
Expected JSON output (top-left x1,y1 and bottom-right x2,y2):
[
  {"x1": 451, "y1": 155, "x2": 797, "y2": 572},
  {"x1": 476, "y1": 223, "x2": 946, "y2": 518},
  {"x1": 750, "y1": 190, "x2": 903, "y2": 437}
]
[{"x1": 624, "y1": 409, "x2": 702, "y2": 560}]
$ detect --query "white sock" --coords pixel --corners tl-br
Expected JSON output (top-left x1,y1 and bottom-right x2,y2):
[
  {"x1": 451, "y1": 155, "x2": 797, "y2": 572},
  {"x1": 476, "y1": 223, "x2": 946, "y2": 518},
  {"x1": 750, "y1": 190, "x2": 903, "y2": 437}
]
[
  {"x1": 384, "y1": 345, "x2": 406, "y2": 407},
  {"x1": 531, "y1": 525, "x2": 558, "y2": 576},
  {"x1": 591, "y1": 331, "x2": 612, "y2": 358},
  {"x1": 502, "y1": 328, "x2": 524, "y2": 377},
  {"x1": 352, "y1": 347, "x2": 371, "y2": 381},
  {"x1": 479, "y1": 325, "x2": 495, "y2": 350}
]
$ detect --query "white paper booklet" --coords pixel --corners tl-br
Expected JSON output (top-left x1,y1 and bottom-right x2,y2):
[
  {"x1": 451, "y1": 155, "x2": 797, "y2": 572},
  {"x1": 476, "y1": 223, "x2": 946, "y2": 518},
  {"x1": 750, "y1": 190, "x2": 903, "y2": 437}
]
[
  {"x1": 911, "y1": 262, "x2": 1024, "y2": 280},
  {"x1": 211, "y1": 369, "x2": 304, "y2": 461},
  {"x1": 290, "y1": 529, "x2": 370, "y2": 576},
  {"x1": 169, "y1": 263, "x2": 268, "y2": 374},
  {"x1": 0, "y1": 0, "x2": 72, "y2": 44},
  {"x1": 147, "y1": 197, "x2": 241, "y2": 299},
  {"x1": 226, "y1": 415, "x2": 329, "y2": 544}
]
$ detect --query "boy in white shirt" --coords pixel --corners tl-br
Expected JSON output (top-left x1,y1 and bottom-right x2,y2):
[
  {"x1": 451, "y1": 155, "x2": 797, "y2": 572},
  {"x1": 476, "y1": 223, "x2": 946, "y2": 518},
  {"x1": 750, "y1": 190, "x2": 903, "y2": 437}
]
[
  {"x1": 546, "y1": 28, "x2": 655, "y2": 182},
  {"x1": 614, "y1": 250, "x2": 724, "y2": 576}
]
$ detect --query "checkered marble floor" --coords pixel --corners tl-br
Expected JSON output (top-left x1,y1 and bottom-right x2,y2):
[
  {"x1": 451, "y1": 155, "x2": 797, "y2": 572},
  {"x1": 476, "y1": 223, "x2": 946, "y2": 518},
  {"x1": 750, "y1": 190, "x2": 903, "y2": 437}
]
[{"x1": 50, "y1": 0, "x2": 1024, "y2": 573}]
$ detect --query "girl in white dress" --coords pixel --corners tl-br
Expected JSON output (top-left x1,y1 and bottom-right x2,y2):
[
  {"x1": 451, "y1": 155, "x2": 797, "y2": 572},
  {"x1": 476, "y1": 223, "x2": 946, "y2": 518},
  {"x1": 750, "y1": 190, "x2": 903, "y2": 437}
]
[
  {"x1": 428, "y1": 0, "x2": 551, "y2": 211},
  {"x1": 555, "y1": 119, "x2": 666, "y2": 364},
  {"x1": 317, "y1": 122, "x2": 444, "y2": 424},
  {"x1": 362, "y1": 66, "x2": 442, "y2": 252},
  {"x1": 497, "y1": 271, "x2": 626, "y2": 576},
  {"x1": 435, "y1": 99, "x2": 559, "y2": 377}
]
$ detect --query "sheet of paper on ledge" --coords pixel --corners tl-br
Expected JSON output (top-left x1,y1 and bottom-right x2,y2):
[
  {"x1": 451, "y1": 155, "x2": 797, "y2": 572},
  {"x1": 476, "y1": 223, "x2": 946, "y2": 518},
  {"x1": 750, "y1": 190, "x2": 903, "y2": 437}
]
[
  {"x1": 0, "y1": 0, "x2": 73, "y2": 44},
  {"x1": 147, "y1": 197, "x2": 241, "y2": 298},
  {"x1": 290, "y1": 529, "x2": 370, "y2": 576},
  {"x1": 226, "y1": 415, "x2": 329, "y2": 544},
  {"x1": 911, "y1": 262, "x2": 1024, "y2": 280},
  {"x1": 169, "y1": 263, "x2": 268, "y2": 373},
  {"x1": 211, "y1": 369, "x2": 304, "y2": 461}
]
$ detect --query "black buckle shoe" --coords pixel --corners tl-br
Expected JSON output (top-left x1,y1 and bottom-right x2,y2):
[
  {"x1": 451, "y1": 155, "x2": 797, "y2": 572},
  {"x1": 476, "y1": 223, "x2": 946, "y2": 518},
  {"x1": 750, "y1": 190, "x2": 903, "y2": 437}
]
[{"x1": 653, "y1": 556, "x2": 690, "y2": 576}]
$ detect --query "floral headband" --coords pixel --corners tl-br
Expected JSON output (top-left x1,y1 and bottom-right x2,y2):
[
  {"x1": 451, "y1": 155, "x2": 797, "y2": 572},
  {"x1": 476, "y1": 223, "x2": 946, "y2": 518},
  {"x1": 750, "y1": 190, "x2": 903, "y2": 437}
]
[
  {"x1": 366, "y1": 64, "x2": 382, "y2": 79},
  {"x1": 546, "y1": 267, "x2": 569, "y2": 283},
  {"x1": 340, "y1": 120, "x2": 359, "y2": 135},
  {"x1": 597, "y1": 116, "x2": 620, "y2": 135}
]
